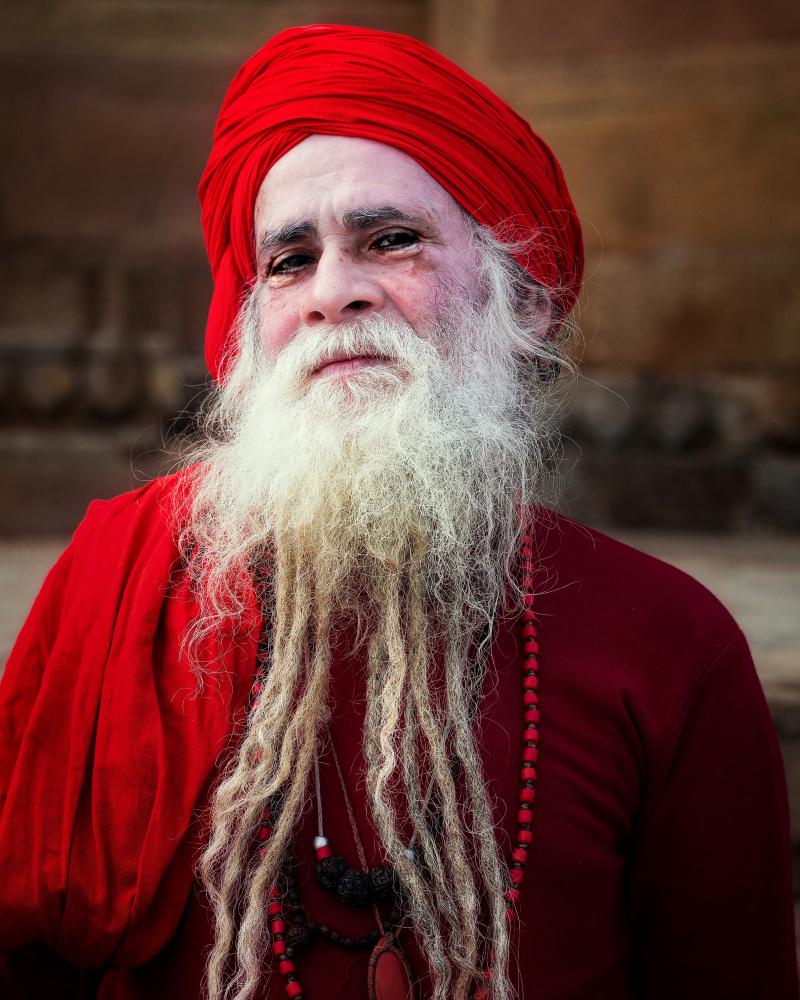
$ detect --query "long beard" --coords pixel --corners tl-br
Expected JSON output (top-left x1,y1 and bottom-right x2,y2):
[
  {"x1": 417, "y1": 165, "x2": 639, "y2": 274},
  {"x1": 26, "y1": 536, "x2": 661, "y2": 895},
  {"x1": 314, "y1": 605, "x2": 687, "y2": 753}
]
[{"x1": 183, "y1": 285, "x2": 559, "y2": 1000}]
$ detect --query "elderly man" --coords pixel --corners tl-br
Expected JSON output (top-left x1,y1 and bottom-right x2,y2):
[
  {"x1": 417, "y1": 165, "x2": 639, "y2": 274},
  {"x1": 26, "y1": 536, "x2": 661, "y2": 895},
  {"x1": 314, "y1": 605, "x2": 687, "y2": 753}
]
[{"x1": 0, "y1": 24, "x2": 796, "y2": 1000}]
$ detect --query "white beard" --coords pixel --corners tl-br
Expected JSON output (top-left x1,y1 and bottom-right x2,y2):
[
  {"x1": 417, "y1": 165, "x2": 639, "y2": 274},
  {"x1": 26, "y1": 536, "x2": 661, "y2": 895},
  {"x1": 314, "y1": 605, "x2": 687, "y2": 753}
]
[{"x1": 182, "y1": 291, "x2": 555, "y2": 647}]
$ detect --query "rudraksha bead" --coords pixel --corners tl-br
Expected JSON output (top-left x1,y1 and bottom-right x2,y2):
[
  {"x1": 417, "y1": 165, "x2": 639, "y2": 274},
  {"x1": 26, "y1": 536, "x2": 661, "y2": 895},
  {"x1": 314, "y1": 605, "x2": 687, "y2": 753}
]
[
  {"x1": 368, "y1": 864, "x2": 397, "y2": 902},
  {"x1": 313, "y1": 854, "x2": 348, "y2": 890},
  {"x1": 286, "y1": 926, "x2": 310, "y2": 952},
  {"x1": 336, "y1": 868, "x2": 370, "y2": 907}
]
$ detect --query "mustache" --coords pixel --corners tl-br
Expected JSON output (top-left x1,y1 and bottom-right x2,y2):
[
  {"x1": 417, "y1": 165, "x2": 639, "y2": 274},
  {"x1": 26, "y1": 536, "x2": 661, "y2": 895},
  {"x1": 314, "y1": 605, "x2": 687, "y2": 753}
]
[{"x1": 266, "y1": 317, "x2": 435, "y2": 391}]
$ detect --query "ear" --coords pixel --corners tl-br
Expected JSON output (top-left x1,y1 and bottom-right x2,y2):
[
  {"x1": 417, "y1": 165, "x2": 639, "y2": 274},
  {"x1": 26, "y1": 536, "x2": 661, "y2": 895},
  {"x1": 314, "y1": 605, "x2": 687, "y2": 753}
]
[{"x1": 516, "y1": 283, "x2": 555, "y2": 343}]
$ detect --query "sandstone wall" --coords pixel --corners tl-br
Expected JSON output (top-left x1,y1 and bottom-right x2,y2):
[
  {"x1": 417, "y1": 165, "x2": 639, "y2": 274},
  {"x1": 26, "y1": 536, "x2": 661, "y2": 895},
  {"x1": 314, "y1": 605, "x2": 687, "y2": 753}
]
[{"x1": 0, "y1": 0, "x2": 797, "y2": 532}]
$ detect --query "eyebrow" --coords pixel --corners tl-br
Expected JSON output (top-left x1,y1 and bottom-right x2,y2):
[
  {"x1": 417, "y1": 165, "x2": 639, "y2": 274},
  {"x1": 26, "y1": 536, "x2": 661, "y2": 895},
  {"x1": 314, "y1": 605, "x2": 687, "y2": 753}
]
[
  {"x1": 258, "y1": 220, "x2": 317, "y2": 256},
  {"x1": 341, "y1": 205, "x2": 423, "y2": 230},
  {"x1": 257, "y1": 205, "x2": 434, "y2": 257}
]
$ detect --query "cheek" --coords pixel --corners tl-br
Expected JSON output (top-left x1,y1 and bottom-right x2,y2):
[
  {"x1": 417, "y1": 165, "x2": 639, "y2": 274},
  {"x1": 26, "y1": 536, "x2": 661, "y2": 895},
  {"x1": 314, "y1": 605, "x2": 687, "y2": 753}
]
[
  {"x1": 384, "y1": 271, "x2": 444, "y2": 334},
  {"x1": 385, "y1": 250, "x2": 480, "y2": 333},
  {"x1": 256, "y1": 292, "x2": 299, "y2": 362}
]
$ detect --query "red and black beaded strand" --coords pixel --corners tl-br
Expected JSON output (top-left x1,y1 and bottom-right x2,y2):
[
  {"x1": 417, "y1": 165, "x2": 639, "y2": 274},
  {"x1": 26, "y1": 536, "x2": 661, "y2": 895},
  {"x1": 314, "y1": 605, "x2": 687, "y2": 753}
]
[
  {"x1": 474, "y1": 531, "x2": 539, "y2": 999},
  {"x1": 253, "y1": 530, "x2": 540, "y2": 1000}
]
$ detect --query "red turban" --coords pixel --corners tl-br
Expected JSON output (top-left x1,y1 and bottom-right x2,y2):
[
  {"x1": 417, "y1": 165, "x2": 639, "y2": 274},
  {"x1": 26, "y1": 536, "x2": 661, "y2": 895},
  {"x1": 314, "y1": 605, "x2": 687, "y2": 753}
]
[{"x1": 199, "y1": 24, "x2": 584, "y2": 381}]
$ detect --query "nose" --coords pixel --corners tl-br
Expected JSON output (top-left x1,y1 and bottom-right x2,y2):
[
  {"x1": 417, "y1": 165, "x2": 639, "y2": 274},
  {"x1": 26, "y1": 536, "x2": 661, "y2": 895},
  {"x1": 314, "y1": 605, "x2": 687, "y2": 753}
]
[{"x1": 299, "y1": 247, "x2": 384, "y2": 325}]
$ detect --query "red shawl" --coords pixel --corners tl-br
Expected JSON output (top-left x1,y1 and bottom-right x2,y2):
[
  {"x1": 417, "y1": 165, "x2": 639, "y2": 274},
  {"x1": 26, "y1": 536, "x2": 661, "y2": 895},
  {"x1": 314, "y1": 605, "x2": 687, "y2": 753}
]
[{"x1": 0, "y1": 477, "x2": 255, "y2": 967}]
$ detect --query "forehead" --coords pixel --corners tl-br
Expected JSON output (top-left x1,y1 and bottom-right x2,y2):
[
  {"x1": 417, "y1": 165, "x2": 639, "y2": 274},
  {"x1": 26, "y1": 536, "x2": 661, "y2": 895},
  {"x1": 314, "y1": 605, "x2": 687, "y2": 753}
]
[{"x1": 254, "y1": 134, "x2": 464, "y2": 234}]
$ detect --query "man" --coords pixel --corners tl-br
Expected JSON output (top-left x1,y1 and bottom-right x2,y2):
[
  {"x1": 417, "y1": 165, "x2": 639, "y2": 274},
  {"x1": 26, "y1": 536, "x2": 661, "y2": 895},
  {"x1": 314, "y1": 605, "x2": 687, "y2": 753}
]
[{"x1": 0, "y1": 24, "x2": 796, "y2": 1000}]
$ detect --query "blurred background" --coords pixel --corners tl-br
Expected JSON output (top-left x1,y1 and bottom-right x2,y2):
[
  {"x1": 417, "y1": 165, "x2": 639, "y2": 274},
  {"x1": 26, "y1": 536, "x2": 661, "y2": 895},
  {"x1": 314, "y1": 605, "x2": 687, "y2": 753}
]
[
  {"x1": 0, "y1": 0, "x2": 799, "y2": 897},
  {"x1": 1, "y1": 0, "x2": 799, "y2": 535}
]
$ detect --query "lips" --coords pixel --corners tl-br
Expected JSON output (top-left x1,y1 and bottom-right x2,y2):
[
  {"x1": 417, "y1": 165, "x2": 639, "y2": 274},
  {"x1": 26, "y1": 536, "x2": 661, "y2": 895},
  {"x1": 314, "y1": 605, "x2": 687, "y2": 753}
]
[{"x1": 311, "y1": 351, "x2": 391, "y2": 377}]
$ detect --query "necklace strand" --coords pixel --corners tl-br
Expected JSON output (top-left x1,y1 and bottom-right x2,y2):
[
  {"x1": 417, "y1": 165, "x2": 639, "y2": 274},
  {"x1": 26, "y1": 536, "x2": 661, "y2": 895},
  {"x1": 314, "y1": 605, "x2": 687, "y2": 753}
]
[{"x1": 252, "y1": 530, "x2": 539, "y2": 999}]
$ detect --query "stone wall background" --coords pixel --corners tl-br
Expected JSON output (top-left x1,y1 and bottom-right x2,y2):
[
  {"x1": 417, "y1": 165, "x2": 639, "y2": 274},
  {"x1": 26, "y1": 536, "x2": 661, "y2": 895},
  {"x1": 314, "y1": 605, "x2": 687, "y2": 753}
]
[{"x1": 1, "y1": 0, "x2": 798, "y2": 534}]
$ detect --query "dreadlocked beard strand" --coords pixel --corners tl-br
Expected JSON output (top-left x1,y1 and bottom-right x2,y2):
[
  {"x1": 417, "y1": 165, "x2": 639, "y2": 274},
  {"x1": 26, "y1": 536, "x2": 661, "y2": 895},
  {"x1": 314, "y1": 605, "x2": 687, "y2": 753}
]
[
  {"x1": 189, "y1": 231, "x2": 567, "y2": 1000},
  {"x1": 202, "y1": 537, "x2": 513, "y2": 1000}
]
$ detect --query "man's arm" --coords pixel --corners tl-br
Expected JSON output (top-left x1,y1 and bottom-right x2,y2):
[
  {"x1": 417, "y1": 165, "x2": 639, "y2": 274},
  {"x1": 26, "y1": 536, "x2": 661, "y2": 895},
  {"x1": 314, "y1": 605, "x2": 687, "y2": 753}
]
[{"x1": 628, "y1": 629, "x2": 798, "y2": 998}]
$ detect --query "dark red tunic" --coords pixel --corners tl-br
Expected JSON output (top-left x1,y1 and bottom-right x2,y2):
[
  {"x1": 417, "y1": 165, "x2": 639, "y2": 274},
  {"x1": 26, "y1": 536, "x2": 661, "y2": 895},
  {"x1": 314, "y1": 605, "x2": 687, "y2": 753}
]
[{"x1": 0, "y1": 476, "x2": 796, "y2": 998}]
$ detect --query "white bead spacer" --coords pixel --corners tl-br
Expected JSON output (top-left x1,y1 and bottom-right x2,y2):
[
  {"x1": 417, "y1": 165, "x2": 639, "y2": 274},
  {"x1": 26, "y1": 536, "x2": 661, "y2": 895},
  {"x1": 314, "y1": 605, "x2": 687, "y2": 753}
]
[
  {"x1": 313, "y1": 836, "x2": 329, "y2": 851},
  {"x1": 405, "y1": 848, "x2": 416, "y2": 861}
]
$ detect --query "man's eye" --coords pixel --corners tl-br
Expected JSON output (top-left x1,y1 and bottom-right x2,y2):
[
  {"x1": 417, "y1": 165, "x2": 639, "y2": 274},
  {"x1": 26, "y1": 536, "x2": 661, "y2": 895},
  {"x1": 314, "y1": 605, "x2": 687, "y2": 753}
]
[
  {"x1": 371, "y1": 231, "x2": 418, "y2": 251},
  {"x1": 270, "y1": 252, "x2": 313, "y2": 275}
]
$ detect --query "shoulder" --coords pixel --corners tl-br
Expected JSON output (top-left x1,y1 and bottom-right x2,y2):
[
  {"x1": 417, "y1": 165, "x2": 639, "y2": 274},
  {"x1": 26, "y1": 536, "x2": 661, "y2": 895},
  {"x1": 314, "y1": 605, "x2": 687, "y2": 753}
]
[
  {"x1": 74, "y1": 470, "x2": 187, "y2": 547},
  {"x1": 63, "y1": 471, "x2": 190, "y2": 582},
  {"x1": 532, "y1": 509, "x2": 739, "y2": 657},
  {"x1": 3, "y1": 472, "x2": 191, "y2": 666},
  {"x1": 4, "y1": 472, "x2": 189, "y2": 668},
  {"x1": 529, "y1": 511, "x2": 747, "y2": 760}
]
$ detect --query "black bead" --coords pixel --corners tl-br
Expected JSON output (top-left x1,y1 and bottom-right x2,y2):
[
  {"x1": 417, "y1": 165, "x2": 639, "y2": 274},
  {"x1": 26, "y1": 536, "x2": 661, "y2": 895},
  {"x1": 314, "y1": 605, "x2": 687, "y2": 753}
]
[
  {"x1": 306, "y1": 921, "x2": 319, "y2": 934},
  {"x1": 319, "y1": 924, "x2": 330, "y2": 937},
  {"x1": 382, "y1": 919, "x2": 393, "y2": 931},
  {"x1": 336, "y1": 868, "x2": 371, "y2": 907},
  {"x1": 329, "y1": 930, "x2": 342, "y2": 943},
  {"x1": 358, "y1": 936, "x2": 371, "y2": 947},
  {"x1": 314, "y1": 855, "x2": 348, "y2": 891},
  {"x1": 342, "y1": 937, "x2": 356, "y2": 948},
  {"x1": 368, "y1": 865, "x2": 398, "y2": 903},
  {"x1": 286, "y1": 926, "x2": 310, "y2": 952},
  {"x1": 369, "y1": 928, "x2": 382, "y2": 942},
  {"x1": 292, "y1": 915, "x2": 305, "y2": 926}
]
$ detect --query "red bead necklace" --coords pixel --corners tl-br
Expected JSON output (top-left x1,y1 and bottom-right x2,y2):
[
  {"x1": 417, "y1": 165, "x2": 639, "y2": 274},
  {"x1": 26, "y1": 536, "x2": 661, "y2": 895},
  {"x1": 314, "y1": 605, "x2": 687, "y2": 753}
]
[{"x1": 251, "y1": 531, "x2": 540, "y2": 999}]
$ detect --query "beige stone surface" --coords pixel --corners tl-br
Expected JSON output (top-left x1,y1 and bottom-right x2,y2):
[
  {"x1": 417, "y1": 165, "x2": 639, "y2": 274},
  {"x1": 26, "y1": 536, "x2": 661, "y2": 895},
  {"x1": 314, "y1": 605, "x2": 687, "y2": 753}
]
[
  {"x1": 0, "y1": 1, "x2": 425, "y2": 59},
  {"x1": 486, "y1": 0, "x2": 800, "y2": 59},
  {"x1": 0, "y1": 538, "x2": 69, "y2": 668},
  {"x1": 429, "y1": 0, "x2": 800, "y2": 377}
]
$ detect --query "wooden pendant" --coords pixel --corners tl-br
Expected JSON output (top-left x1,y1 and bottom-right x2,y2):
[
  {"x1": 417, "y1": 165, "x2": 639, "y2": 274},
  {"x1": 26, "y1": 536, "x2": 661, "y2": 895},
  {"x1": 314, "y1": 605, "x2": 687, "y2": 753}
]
[{"x1": 367, "y1": 933, "x2": 415, "y2": 1000}]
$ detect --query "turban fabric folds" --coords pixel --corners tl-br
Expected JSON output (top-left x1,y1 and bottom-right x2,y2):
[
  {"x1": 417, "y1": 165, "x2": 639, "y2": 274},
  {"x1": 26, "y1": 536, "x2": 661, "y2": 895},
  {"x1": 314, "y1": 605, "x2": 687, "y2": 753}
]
[{"x1": 199, "y1": 24, "x2": 584, "y2": 381}]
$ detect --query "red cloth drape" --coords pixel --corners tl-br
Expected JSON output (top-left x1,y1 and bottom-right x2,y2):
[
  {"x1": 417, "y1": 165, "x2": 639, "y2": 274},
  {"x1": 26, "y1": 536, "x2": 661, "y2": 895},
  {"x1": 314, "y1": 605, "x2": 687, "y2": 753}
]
[
  {"x1": 0, "y1": 479, "x2": 257, "y2": 968},
  {"x1": 199, "y1": 24, "x2": 584, "y2": 380}
]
